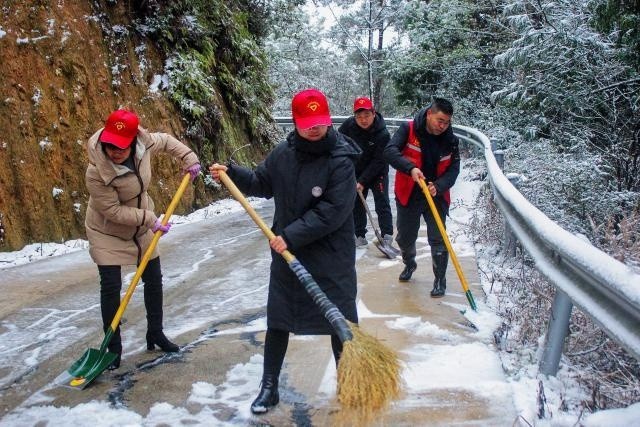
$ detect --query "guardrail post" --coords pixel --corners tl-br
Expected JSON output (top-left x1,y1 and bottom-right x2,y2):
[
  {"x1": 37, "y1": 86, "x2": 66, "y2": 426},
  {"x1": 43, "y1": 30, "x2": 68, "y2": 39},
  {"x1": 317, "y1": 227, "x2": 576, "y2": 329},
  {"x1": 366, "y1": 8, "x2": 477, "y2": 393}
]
[
  {"x1": 491, "y1": 147, "x2": 517, "y2": 257},
  {"x1": 504, "y1": 174, "x2": 521, "y2": 257},
  {"x1": 540, "y1": 288, "x2": 573, "y2": 376},
  {"x1": 493, "y1": 149, "x2": 504, "y2": 171},
  {"x1": 490, "y1": 137, "x2": 499, "y2": 152}
]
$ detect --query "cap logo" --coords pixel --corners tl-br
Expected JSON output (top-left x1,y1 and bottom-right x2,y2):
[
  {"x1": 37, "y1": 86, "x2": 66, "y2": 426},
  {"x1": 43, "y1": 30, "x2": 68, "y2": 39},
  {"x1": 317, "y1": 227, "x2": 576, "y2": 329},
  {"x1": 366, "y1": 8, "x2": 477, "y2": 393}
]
[
  {"x1": 307, "y1": 101, "x2": 320, "y2": 112},
  {"x1": 115, "y1": 121, "x2": 126, "y2": 131}
]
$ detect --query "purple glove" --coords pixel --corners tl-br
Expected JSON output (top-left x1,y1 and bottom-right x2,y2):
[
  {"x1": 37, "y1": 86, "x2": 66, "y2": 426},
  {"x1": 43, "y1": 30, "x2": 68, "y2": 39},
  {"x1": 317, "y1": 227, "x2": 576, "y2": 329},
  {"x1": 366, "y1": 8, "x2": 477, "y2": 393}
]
[
  {"x1": 152, "y1": 218, "x2": 171, "y2": 234},
  {"x1": 186, "y1": 163, "x2": 201, "y2": 182}
]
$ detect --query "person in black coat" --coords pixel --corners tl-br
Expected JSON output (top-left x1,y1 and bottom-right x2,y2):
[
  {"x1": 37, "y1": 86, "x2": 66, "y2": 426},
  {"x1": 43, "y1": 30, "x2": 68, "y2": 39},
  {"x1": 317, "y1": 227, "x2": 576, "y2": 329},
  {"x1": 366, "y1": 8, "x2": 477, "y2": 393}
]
[
  {"x1": 209, "y1": 88, "x2": 361, "y2": 415},
  {"x1": 383, "y1": 97, "x2": 460, "y2": 297},
  {"x1": 338, "y1": 97, "x2": 394, "y2": 247}
]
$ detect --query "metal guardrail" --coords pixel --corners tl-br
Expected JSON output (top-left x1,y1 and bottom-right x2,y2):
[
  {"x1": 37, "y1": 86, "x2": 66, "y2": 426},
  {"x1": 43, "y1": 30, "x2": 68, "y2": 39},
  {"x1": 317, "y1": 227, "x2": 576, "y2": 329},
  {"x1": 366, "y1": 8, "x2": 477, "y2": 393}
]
[
  {"x1": 275, "y1": 116, "x2": 640, "y2": 373},
  {"x1": 454, "y1": 125, "x2": 640, "y2": 370}
]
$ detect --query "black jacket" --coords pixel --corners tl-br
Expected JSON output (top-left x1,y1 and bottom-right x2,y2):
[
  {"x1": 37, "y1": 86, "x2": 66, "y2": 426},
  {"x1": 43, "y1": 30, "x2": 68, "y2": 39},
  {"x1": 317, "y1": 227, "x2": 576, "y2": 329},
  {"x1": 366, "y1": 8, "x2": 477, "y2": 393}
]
[
  {"x1": 338, "y1": 112, "x2": 390, "y2": 187},
  {"x1": 227, "y1": 128, "x2": 361, "y2": 334},
  {"x1": 384, "y1": 107, "x2": 460, "y2": 208}
]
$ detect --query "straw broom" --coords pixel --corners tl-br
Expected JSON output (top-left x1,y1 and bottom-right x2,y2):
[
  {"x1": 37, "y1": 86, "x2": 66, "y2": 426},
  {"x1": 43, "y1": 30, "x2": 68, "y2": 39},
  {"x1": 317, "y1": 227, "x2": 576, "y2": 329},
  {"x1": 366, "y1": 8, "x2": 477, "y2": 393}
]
[
  {"x1": 336, "y1": 324, "x2": 402, "y2": 425},
  {"x1": 218, "y1": 170, "x2": 401, "y2": 421}
]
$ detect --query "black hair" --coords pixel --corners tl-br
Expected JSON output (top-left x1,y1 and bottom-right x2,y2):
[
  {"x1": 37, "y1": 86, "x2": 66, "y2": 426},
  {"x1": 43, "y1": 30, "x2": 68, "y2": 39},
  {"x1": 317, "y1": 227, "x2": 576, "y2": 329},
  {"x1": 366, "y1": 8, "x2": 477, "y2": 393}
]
[
  {"x1": 100, "y1": 137, "x2": 137, "y2": 154},
  {"x1": 429, "y1": 97, "x2": 454, "y2": 116}
]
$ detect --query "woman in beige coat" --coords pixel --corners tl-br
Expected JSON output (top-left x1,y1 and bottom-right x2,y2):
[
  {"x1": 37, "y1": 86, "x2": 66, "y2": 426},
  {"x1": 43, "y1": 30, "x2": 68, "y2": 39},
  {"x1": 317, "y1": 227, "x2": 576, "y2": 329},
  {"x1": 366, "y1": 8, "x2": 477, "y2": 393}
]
[{"x1": 85, "y1": 109, "x2": 200, "y2": 369}]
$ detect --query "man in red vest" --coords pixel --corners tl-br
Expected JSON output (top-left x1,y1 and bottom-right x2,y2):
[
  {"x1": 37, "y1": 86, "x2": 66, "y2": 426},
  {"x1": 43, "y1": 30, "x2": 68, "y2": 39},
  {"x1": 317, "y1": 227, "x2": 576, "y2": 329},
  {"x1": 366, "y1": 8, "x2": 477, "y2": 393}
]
[{"x1": 383, "y1": 98, "x2": 460, "y2": 297}]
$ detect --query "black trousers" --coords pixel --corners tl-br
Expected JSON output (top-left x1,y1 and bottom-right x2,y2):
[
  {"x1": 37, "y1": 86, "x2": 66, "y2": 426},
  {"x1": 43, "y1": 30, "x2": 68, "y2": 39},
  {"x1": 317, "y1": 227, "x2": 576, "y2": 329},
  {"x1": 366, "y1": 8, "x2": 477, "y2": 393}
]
[
  {"x1": 395, "y1": 191, "x2": 448, "y2": 264},
  {"x1": 98, "y1": 256, "x2": 163, "y2": 352},
  {"x1": 353, "y1": 174, "x2": 393, "y2": 238},
  {"x1": 262, "y1": 328, "x2": 343, "y2": 377}
]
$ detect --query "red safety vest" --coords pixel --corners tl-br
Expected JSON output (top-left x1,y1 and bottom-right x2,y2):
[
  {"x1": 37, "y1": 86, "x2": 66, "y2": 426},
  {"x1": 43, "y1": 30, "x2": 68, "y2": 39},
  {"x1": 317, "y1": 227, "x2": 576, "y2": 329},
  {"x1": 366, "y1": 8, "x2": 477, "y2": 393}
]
[{"x1": 394, "y1": 121, "x2": 452, "y2": 206}]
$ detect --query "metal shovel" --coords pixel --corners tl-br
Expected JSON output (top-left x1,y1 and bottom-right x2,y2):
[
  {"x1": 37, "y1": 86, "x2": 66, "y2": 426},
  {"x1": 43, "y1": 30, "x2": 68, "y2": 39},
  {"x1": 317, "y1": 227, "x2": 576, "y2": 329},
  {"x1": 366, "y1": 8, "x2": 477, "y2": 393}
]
[
  {"x1": 55, "y1": 173, "x2": 192, "y2": 389},
  {"x1": 357, "y1": 189, "x2": 400, "y2": 259}
]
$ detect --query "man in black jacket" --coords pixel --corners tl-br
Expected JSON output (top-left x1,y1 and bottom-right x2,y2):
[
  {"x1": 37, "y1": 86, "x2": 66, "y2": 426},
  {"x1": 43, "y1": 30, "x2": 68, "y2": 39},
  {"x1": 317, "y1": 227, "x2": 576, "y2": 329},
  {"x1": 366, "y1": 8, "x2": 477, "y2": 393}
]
[
  {"x1": 383, "y1": 97, "x2": 460, "y2": 297},
  {"x1": 210, "y1": 88, "x2": 361, "y2": 415},
  {"x1": 338, "y1": 97, "x2": 393, "y2": 247}
]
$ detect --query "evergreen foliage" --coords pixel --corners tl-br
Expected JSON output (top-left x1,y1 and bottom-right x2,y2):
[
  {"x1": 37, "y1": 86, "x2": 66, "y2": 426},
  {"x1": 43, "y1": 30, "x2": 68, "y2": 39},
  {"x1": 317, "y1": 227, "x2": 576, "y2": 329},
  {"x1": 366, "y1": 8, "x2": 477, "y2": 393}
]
[
  {"x1": 134, "y1": 0, "x2": 277, "y2": 165},
  {"x1": 381, "y1": 0, "x2": 638, "y2": 259},
  {"x1": 319, "y1": 0, "x2": 406, "y2": 111},
  {"x1": 387, "y1": 0, "x2": 507, "y2": 115},
  {"x1": 491, "y1": 0, "x2": 640, "y2": 236},
  {"x1": 591, "y1": 0, "x2": 640, "y2": 68},
  {"x1": 264, "y1": 2, "x2": 363, "y2": 114}
]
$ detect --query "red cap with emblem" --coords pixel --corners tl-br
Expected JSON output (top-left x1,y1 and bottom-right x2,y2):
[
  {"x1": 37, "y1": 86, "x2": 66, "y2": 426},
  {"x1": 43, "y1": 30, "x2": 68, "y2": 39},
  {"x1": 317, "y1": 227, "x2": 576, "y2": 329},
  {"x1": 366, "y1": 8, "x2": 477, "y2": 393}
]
[
  {"x1": 291, "y1": 89, "x2": 332, "y2": 130},
  {"x1": 353, "y1": 97, "x2": 374, "y2": 112},
  {"x1": 99, "y1": 109, "x2": 139, "y2": 149}
]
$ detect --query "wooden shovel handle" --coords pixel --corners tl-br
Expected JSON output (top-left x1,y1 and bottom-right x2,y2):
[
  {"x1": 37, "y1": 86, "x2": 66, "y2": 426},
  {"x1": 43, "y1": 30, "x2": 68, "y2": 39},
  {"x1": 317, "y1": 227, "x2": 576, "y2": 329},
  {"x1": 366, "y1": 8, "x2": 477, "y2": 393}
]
[
  {"x1": 417, "y1": 178, "x2": 471, "y2": 294},
  {"x1": 108, "y1": 174, "x2": 191, "y2": 332},
  {"x1": 218, "y1": 169, "x2": 353, "y2": 342}
]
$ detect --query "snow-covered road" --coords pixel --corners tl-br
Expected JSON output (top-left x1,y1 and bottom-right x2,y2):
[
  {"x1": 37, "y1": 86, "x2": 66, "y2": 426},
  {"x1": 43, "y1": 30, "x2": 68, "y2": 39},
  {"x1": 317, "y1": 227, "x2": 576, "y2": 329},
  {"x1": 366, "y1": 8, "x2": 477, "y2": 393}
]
[{"x1": 0, "y1": 166, "x2": 524, "y2": 426}]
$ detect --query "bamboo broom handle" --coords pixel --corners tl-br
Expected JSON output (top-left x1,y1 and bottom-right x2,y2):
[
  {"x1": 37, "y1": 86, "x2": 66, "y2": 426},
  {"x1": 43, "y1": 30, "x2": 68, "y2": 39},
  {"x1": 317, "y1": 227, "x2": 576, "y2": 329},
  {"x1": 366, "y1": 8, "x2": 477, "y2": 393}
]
[
  {"x1": 218, "y1": 171, "x2": 295, "y2": 263},
  {"x1": 218, "y1": 170, "x2": 353, "y2": 342}
]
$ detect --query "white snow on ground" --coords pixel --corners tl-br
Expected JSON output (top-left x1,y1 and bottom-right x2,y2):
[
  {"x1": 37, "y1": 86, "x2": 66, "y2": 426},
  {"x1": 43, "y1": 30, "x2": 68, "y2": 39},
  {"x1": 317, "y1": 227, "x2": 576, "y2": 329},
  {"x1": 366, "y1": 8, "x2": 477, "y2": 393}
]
[
  {"x1": 0, "y1": 164, "x2": 638, "y2": 426},
  {"x1": 0, "y1": 239, "x2": 90, "y2": 270},
  {"x1": 0, "y1": 197, "x2": 262, "y2": 270}
]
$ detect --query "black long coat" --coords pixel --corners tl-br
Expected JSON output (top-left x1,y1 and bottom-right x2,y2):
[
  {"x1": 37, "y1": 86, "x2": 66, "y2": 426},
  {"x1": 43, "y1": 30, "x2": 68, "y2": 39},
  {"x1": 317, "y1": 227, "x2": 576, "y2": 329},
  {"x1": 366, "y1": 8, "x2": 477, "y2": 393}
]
[{"x1": 227, "y1": 128, "x2": 361, "y2": 334}]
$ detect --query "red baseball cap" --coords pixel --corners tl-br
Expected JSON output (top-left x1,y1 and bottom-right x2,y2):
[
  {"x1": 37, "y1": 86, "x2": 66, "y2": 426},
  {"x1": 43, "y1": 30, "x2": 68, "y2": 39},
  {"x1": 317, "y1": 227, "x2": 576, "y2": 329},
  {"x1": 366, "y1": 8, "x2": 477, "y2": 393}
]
[
  {"x1": 99, "y1": 109, "x2": 139, "y2": 149},
  {"x1": 291, "y1": 89, "x2": 332, "y2": 130},
  {"x1": 353, "y1": 97, "x2": 374, "y2": 112}
]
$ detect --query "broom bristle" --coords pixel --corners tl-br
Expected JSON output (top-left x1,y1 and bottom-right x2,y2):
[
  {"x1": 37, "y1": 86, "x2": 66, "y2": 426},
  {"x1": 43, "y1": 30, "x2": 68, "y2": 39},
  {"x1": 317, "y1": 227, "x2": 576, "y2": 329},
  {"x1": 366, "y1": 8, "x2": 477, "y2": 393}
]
[{"x1": 336, "y1": 323, "x2": 402, "y2": 424}]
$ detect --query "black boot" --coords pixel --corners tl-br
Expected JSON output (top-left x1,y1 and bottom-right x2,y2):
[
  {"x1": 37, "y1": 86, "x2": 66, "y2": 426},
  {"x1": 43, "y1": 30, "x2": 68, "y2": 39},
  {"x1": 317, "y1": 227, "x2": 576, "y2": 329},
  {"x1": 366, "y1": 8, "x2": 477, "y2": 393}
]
[
  {"x1": 399, "y1": 260, "x2": 417, "y2": 282},
  {"x1": 99, "y1": 265, "x2": 123, "y2": 369},
  {"x1": 144, "y1": 257, "x2": 179, "y2": 353},
  {"x1": 103, "y1": 325, "x2": 122, "y2": 370},
  {"x1": 146, "y1": 330, "x2": 179, "y2": 352},
  {"x1": 105, "y1": 327, "x2": 123, "y2": 369},
  {"x1": 430, "y1": 248, "x2": 448, "y2": 298},
  {"x1": 251, "y1": 374, "x2": 280, "y2": 414},
  {"x1": 107, "y1": 352, "x2": 122, "y2": 370},
  {"x1": 430, "y1": 279, "x2": 446, "y2": 298}
]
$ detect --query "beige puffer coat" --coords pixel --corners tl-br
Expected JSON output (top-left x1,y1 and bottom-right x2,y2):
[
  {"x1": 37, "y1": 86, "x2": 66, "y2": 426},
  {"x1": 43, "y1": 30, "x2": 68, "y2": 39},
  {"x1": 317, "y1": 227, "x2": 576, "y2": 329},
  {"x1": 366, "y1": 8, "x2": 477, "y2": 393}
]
[{"x1": 85, "y1": 126, "x2": 199, "y2": 266}]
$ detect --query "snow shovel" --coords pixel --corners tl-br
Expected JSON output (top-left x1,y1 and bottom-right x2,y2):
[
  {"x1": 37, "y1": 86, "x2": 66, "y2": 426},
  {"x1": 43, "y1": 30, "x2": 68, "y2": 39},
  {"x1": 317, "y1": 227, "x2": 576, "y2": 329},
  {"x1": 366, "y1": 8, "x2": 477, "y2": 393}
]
[
  {"x1": 417, "y1": 178, "x2": 477, "y2": 311},
  {"x1": 218, "y1": 170, "x2": 400, "y2": 418},
  {"x1": 356, "y1": 189, "x2": 400, "y2": 259},
  {"x1": 56, "y1": 173, "x2": 192, "y2": 389}
]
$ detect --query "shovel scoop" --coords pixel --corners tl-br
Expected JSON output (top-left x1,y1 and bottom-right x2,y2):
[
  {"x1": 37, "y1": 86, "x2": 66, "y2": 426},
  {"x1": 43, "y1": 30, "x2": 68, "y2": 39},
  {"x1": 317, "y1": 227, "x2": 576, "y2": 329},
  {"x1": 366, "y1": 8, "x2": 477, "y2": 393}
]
[
  {"x1": 357, "y1": 189, "x2": 400, "y2": 259},
  {"x1": 55, "y1": 342, "x2": 118, "y2": 389}
]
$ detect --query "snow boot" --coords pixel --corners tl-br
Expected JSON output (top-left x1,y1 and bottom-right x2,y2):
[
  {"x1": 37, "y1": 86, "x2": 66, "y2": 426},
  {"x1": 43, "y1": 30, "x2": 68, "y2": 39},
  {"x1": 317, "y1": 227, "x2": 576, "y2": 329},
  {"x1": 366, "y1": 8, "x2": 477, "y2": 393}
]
[
  {"x1": 144, "y1": 258, "x2": 179, "y2": 353},
  {"x1": 99, "y1": 265, "x2": 123, "y2": 369},
  {"x1": 399, "y1": 260, "x2": 417, "y2": 282},
  {"x1": 430, "y1": 248, "x2": 448, "y2": 298},
  {"x1": 251, "y1": 374, "x2": 280, "y2": 414}
]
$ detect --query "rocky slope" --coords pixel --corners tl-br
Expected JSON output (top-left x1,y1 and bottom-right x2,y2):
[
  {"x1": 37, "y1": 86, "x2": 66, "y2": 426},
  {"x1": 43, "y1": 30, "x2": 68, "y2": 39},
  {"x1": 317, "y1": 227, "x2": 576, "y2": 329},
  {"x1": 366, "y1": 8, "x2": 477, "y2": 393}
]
[{"x1": 0, "y1": 1, "x2": 275, "y2": 251}]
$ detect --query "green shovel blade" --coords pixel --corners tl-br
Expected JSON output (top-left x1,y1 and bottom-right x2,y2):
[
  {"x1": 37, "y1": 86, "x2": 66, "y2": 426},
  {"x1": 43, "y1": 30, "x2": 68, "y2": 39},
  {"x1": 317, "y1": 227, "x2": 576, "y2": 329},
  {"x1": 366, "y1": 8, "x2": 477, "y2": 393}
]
[{"x1": 55, "y1": 348, "x2": 118, "y2": 389}]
